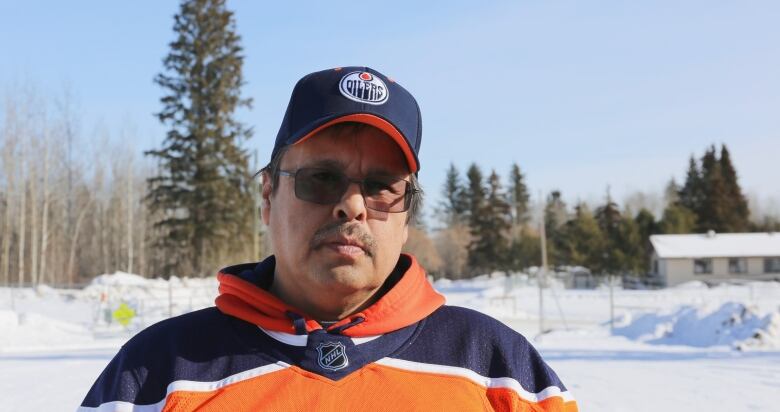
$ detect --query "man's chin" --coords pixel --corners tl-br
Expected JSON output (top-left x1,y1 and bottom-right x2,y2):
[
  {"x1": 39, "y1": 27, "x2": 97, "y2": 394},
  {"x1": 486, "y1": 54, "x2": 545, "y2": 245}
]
[{"x1": 312, "y1": 262, "x2": 377, "y2": 291}]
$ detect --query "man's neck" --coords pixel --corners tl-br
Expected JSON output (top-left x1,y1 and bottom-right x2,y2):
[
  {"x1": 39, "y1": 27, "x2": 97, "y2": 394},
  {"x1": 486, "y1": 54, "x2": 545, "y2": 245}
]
[
  {"x1": 268, "y1": 261, "x2": 406, "y2": 321},
  {"x1": 269, "y1": 277, "x2": 380, "y2": 321}
]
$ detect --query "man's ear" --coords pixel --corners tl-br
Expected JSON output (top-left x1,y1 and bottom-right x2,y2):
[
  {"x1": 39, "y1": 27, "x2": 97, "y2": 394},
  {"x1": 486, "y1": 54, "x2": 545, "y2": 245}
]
[{"x1": 261, "y1": 172, "x2": 273, "y2": 225}]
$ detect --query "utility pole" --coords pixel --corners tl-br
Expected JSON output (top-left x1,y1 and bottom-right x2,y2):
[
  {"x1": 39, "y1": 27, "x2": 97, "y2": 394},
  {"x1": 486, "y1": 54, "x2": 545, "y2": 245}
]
[{"x1": 539, "y1": 190, "x2": 547, "y2": 335}]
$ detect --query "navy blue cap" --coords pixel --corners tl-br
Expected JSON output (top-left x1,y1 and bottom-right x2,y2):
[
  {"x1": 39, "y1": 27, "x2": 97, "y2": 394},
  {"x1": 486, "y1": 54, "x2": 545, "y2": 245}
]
[{"x1": 272, "y1": 67, "x2": 422, "y2": 172}]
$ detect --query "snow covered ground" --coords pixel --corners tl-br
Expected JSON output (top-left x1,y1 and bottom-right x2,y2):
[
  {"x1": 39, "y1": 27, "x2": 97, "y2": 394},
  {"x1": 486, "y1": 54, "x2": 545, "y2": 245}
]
[{"x1": 1, "y1": 272, "x2": 779, "y2": 411}]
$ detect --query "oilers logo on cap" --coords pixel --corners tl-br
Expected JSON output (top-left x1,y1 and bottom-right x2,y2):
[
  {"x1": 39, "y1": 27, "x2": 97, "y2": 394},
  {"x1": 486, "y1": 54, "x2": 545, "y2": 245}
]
[{"x1": 339, "y1": 71, "x2": 389, "y2": 105}]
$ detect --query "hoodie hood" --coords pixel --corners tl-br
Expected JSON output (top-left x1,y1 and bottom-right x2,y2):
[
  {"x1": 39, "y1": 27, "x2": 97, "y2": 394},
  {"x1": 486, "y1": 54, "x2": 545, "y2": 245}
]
[{"x1": 215, "y1": 254, "x2": 445, "y2": 337}]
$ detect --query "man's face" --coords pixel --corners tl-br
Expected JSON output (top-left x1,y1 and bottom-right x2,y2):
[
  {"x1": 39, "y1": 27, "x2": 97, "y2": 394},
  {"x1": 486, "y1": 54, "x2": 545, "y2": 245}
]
[{"x1": 261, "y1": 125, "x2": 410, "y2": 318}]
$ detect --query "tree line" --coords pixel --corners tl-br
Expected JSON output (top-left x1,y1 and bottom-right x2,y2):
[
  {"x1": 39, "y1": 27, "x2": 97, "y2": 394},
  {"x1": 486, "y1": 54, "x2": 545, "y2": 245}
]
[
  {"x1": 0, "y1": 0, "x2": 262, "y2": 285},
  {"x1": 408, "y1": 144, "x2": 780, "y2": 280},
  {"x1": 0, "y1": 87, "x2": 155, "y2": 286},
  {"x1": 2, "y1": 0, "x2": 779, "y2": 285}
]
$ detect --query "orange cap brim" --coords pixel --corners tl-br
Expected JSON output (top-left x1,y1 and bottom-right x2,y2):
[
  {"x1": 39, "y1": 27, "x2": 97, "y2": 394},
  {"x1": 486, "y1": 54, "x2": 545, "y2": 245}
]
[{"x1": 293, "y1": 114, "x2": 419, "y2": 173}]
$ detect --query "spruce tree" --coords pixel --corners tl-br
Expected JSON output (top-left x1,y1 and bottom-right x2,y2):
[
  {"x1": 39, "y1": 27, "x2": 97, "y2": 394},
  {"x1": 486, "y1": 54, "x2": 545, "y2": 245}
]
[
  {"x1": 483, "y1": 170, "x2": 512, "y2": 271},
  {"x1": 437, "y1": 163, "x2": 468, "y2": 226},
  {"x1": 558, "y1": 204, "x2": 606, "y2": 273},
  {"x1": 719, "y1": 145, "x2": 749, "y2": 231},
  {"x1": 146, "y1": 0, "x2": 255, "y2": 277},
  {"x1": 659, "y1": 204, "x2": 697, "y2": 234},
  {"x1": 544, "y1": 190, "x2": 568, "y2": 267},
  {"x1": 508, "y1": 163, "x2": 530, "y2": 236},
  {"x1": 465, "y1": 164, "x2": 489, "y2": 274},
  {"x1": 678, "y1": 156, "x2": 703, "y2": 215},
  {"x1": 698, "y1": 146, "x2": 729, "y2": 232},
  {"x1": 634, "y1": 208, "x2": 658, "y2": 274},
  {"x1": 616, "y1": 215, "x2": 643, "y2": 274},
  {"x1": 595, "y1": 192, "x2": 623, "y2": 274},
  {"x1": 465, "y1": 164, "x2": 487, "y2": 225},
  {"x1": 508, "y1": 232, "x2": 541, "y2": 271},
  {"x1": 663, "y1": 178, "x2": 679, "y2": 207}
]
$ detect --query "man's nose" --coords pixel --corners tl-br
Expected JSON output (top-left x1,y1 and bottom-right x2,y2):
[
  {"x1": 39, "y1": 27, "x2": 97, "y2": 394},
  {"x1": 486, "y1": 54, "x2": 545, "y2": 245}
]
[{"x1": 334, "y1": 182, "x2": 367, "y2": 222}]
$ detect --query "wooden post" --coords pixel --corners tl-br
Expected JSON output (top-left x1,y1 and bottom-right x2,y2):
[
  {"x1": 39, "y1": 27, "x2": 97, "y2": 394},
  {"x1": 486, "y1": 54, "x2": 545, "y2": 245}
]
[{"x1": 539, "y1": 190, "x2": 548, "y2": 335}]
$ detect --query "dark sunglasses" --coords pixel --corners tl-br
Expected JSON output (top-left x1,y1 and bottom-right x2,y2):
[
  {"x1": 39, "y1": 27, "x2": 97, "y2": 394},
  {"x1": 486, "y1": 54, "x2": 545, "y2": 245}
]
[{"x1": 277, "y1": 167, "x2": 417, "y2": 213}]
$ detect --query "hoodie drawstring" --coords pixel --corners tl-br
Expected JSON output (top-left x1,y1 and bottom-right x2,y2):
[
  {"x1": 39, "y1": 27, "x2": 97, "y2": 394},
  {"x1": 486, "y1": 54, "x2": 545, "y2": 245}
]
[
  {"x1": 328, "y1": 316, "x2": 366, "y2": 335},
  {"x1": 285, "y1": 311, "x2": 308, "y2": 335}
]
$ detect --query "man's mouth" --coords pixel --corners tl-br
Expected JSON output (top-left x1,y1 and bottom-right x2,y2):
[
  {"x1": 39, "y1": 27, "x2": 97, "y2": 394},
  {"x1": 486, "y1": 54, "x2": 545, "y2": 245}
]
[
  {"x1": 325, "y1": 236, "x2": 367, "y2": 256},
  {"x1": 310, "y1": 222, "x2": 376, "y2": 257}
]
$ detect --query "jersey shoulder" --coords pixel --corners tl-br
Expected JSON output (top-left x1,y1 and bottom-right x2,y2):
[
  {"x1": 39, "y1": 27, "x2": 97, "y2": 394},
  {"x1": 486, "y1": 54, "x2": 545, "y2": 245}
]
[
  {"x1": 81, "y1": 307, "x2": 267, "y2": 408},
  {"x1": 394, "y1": 305, "x2": 568, "y2": 394}
]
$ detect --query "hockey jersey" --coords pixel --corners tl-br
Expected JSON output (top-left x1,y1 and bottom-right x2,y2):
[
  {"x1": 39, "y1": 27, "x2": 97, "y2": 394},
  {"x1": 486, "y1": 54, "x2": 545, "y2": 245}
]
[{"x1": 79, "y1": 254, "x2": 578, "y2": 411}]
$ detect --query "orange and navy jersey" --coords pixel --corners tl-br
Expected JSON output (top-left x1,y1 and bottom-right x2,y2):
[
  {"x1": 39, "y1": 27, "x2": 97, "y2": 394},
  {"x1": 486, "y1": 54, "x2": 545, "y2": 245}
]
[{"x1": 79, "y1": 255, "x2": 578, "y2": 411}]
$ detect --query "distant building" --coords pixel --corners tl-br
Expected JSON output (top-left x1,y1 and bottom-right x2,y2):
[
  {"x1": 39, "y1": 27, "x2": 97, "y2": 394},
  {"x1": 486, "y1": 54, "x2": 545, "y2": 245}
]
[{"x1": 649, "y1": 232, "x2": 780, "y2": 287}]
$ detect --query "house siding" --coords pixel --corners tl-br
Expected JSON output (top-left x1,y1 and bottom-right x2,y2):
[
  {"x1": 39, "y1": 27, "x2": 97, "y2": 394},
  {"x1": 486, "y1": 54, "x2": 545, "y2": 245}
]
[{"x1": 660, "y1": 256, "x2": 780, "y2": 287}]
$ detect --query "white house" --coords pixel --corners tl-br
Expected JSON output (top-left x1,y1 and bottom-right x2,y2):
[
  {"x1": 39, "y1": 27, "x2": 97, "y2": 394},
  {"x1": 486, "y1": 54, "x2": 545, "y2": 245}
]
[{"x1": 649, "y1": 232, "x2": 780, "y2": 287}]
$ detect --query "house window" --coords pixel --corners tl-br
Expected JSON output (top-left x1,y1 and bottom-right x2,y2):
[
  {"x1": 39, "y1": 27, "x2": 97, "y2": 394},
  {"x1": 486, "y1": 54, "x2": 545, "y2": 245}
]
[
  {"x1": 653, "y1": 260, "x2": 659, "y2": 274},
  {"x1": 694, "y1": 258, "x2": 713, "y2": 274},
  {"x1": 765, "y1": 257, "x2": 780, "y2": 273},
  {"x1": 728, "y1": 258, "x2": 747, "y2": 274}
]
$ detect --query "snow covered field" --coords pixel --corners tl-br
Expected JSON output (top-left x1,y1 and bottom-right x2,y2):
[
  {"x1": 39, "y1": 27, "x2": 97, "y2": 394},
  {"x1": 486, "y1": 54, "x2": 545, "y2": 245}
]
[{"x1": 1, "y1": 272, "x2": 779, "y2": 411}]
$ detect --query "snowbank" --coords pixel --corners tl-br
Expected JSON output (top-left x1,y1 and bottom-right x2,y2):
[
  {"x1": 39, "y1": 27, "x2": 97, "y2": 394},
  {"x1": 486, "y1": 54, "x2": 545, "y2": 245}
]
[
  {"x1": 613, "y1": 302, "x2": 780, "y2": 350},
  {"x1": 89, "y1": 271, "x2": 150, "y2": 287},
  {"x1": 0, "y1": 309, "x2": 95, "y2": 351}
]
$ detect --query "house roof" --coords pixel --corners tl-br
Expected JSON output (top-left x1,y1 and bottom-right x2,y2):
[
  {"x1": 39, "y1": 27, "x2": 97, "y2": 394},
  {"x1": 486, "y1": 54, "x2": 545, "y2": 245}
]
[{"x1": 650, "y1": 232, "x2": 780, "y2": 259}]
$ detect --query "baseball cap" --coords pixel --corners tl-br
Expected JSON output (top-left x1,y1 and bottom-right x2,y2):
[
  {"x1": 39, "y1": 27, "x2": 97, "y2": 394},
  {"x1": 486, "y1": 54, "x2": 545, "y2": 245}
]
[{"x1": 272, "y1": 66, "x2": 422, "y2": 172}]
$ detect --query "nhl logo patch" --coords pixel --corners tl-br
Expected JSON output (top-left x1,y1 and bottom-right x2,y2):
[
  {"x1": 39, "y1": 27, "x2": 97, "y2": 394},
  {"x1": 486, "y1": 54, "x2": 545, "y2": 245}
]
[
  {"x1": 339, "y1": 71, "x2": 389, "y2": 105},
  {"x1": 316, "y1": 341, "x2": 349, "y2": 371}
]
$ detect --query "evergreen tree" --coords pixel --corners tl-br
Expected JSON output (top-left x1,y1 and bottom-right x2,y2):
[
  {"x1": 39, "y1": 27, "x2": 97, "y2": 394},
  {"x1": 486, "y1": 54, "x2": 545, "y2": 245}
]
[
  {"x1": 464, "y1": 164, "x2": 512, "y2": 275},
  {"x1": 663, "y1": 178, "x2": 679, "y2": 207},
  {"x1": 437, "y1": 163, "x2": 468, "y2": 226},
  {"x1": 678, "y1": 156, "x2": 703, "y2": 215},
  {"x1": 544, "y1": 190, "x2": 568, "y2": 267},
  {"x1": 595, "y1": 191, "x2": 623, "y2": 274},
  {"x1": 659, "y1": 204, "x2": 697, "y2": 234},
  {"x1": 146, "y1": 0, "x2": 255, "y2": 277},
  {"x1": 465, "y1": 164, "x2": 489, "y2": 274},
  {"x1": 558, "y1": 204, "x2": 606, "y2": 273},
  {"x1": 698, "y1": 146, "x2": 729, "y2": 232},
  {"x1": 507, "y1": 163, "x2": 530, "y2": 236},
  {"x1": 718, "y1": 145, "x2": 750, "y2": 231},
  {"x1": 634, "y1": 208, "x2": 658, "y2": 273},
  {"x1": 615, "y1": 215, "x2": 644, "y2": 274},
  {"x1": 483, "y1": 170, "x2": 512, "y2": 271},
  {"x1": 508, "y1": 232, "x2": 541, "y2": 271},
  {"x1": 465, "y1": 163, "x2": 486, "y2": 227}
]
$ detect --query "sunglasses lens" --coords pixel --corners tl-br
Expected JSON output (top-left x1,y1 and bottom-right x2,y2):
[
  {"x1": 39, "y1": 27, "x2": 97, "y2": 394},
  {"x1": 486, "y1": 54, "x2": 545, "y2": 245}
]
[
  {"x1": 290, "y1": 168, "x2": 411, "y2": 212},
  {"x1": 363, "y1": 178, "x2": 409, "y2": 212},
  {"x1": 294, "y1": 168, "x2": 348, "y2": 204}
]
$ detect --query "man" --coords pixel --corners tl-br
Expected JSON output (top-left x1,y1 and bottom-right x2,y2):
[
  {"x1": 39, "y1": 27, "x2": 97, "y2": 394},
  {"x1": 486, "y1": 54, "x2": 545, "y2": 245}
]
[{"x1": 80, "y1": 67, "x2": 578, "y2": 411}]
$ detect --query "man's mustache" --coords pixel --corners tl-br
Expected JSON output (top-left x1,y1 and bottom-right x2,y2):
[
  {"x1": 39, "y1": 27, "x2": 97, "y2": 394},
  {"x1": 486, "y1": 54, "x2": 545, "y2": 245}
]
[{"x1": 310, "y1": 222, "x2": 376, "y2": 257}]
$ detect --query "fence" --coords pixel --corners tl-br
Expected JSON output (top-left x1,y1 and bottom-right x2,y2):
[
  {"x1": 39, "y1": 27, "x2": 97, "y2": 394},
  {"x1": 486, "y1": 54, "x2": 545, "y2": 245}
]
[
  {"x1": 0, "y1": 278, "x2": 219, "y2": 335},
  {"x1": 455, "y1": 272, "x2": 780, "y2": 338}
]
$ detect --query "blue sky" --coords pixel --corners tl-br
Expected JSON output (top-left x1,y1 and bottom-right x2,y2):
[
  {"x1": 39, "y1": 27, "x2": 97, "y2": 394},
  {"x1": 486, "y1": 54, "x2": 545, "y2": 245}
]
[{"x1": 2, "y1": 1, "x2": 779, "y2": 220}]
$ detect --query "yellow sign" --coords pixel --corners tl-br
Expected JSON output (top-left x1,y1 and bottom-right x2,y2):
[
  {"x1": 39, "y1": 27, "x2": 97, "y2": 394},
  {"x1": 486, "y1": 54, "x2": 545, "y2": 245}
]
[{"x1": 113, "y1": 302, "x2": 136, "y2": 327}]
